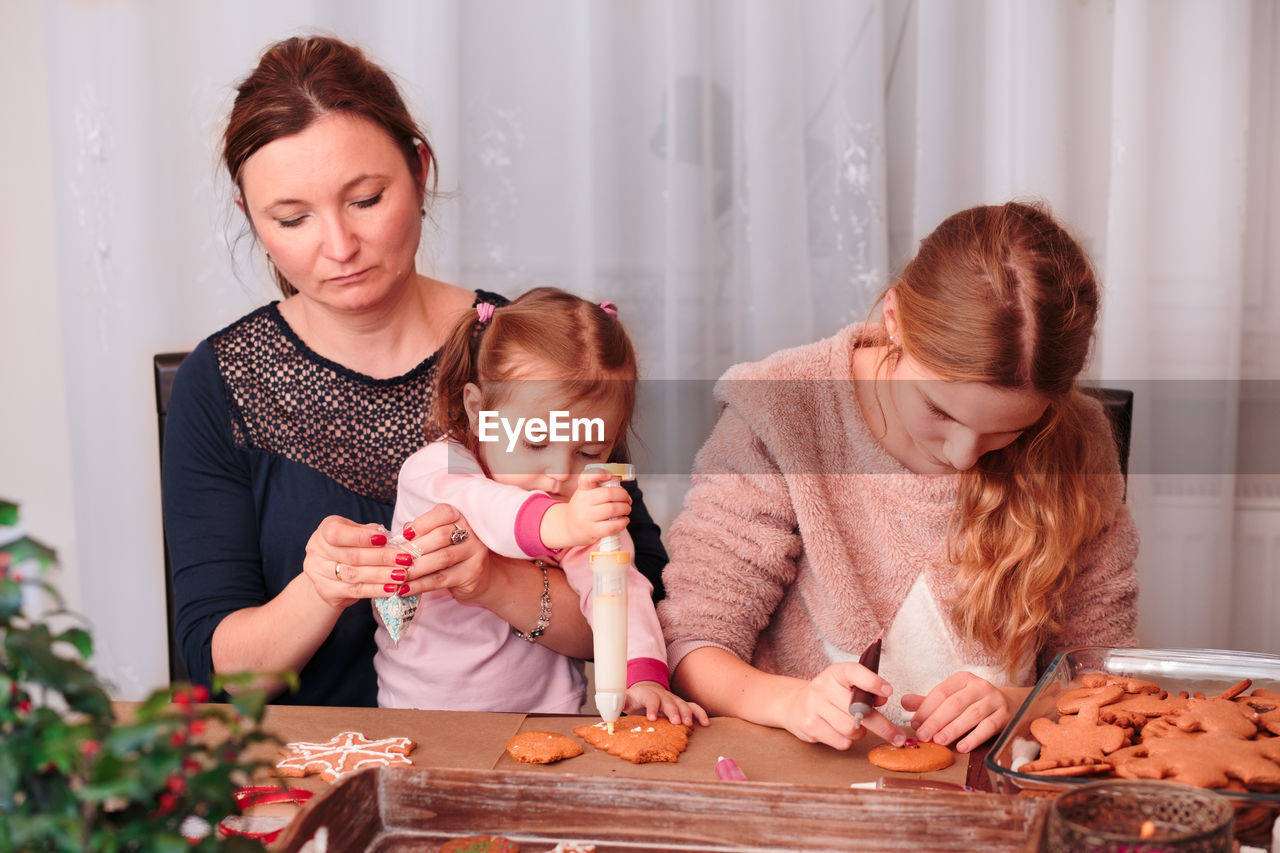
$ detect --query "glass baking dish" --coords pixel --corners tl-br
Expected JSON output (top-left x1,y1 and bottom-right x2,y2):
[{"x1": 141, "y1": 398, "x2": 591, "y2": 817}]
[{"x1": 984, "y1": 646, "x2": 1280, "y2": 813}]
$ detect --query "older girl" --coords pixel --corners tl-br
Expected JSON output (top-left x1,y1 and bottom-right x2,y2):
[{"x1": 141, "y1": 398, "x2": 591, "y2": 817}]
[{"x1": 658, "y1": 201, "x2": 1138, "y2": 754}]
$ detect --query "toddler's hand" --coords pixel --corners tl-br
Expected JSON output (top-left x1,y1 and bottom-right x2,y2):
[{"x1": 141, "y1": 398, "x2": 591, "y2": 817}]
[
  {"x1": 899, "y1": 670, "x2": 1012, "y2": 754},
  {"x1": 624, "y1": 681, "x2": 710, "y2": 728},
  {"x1": 541, "y1": 469, "x2": 632, "y2": 549}
]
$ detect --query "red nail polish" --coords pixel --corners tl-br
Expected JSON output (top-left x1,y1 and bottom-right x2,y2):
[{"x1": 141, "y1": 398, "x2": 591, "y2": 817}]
[
  {"x1": 402, "y1": 525, "x2": 416, "y2": 540},
  {"x1": 371, "y1": 533, "x2": 387, "y2": 546},
  {"x1": 398, "y1": 583, "x2": 410, "y2": 596},
  {"x1": 395, "y1": 553, "x2": 413, "y2": 566},
  {"x1": 390, "y1": 568, "x2": 407, "y2": 582},
  {"x1": 383, "y1": 583, "x2": 398, "y2": 593}
]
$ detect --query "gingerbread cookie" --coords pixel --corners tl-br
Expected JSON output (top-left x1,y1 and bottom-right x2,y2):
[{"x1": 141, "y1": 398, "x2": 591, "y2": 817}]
[
  {"x1": 1097, "y1": 692, "x2": 1189, "y2": 729},
  {"x1": 867, "y1": 739, "x2": 954, "y2": 773},
  {"x1": 1080, "y1": 672, "x2": 1162, "y2": 694},
  {"x1": 439, "y1": 836, "x2": 519, "y2": 853},
  {"x1": 1239, "y1": 692, "x2": 1280, "y2": 736},
  {"x1": 505, "y1": 731, "x2": 584, "y2": 764},
  {"x1": 1164, "y1": 696, "x2": 1259, "y2": 738},
  {"x1": 275, "y1": 731, "x2": 416, "y2": 782},
  {"x1": 1022, "y1": 694, "x2": 1126, "y2": 774},
  {"x1": 1055, "y1": 683, "x2": 1125, "y2": 716},
  {"x1": 1111, "y1": 731, "x2": 1280, "y2": 789},
  {"x1": 572, "y1": 715, "x2": 691, "y2": 763}
]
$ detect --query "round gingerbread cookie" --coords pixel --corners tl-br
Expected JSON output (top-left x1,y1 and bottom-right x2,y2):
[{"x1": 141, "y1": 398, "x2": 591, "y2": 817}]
[
  {"x1": 867, "y1": 739, "x2": 954, "y2": 773},
  {"x1": 505, "y1": 730, "x2": 584, "y2": 764},
  {"x1": 438, "y1": 835, "x2": 519, "y2": 853}
]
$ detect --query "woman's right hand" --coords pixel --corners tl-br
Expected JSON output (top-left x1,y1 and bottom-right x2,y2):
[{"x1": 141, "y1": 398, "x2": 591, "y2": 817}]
[
  {"x1": 301, "y1": 513, "x2": 433, "y2": 608},
  {"x1": 773, "y1": 662, "x2": 907, "y2": 750}
]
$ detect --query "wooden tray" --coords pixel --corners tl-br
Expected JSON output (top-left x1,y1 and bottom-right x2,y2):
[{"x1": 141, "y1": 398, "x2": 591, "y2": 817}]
[{"x1": 274, "y1": 766, "x2": 1048, "y2": 852}]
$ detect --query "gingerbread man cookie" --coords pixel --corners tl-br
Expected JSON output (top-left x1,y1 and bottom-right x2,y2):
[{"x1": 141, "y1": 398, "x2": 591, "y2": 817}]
[
  {"x1": 572, "y1": 715, "x2": 691, "y2": 763},
  {"x1": 1022, "y1": 693, "x2": 1126, "y2": 775},
  {"x1": 275, "y1": 731, "x2": 416, "y2": 782}
]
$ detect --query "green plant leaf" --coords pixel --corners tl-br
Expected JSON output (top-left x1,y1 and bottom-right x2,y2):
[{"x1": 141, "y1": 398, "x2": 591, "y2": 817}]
[{"x1": 53, "y1": 625, "x2": 93, "y2": 659}]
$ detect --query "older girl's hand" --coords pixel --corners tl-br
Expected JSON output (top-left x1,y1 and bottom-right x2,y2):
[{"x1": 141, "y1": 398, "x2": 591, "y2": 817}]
[
  {"x1": 773, "y1": 663, "x2": 907, "y2": 750},
  {"x1": 898, "y1": 671, "x2": 1013, "y2": 753}
]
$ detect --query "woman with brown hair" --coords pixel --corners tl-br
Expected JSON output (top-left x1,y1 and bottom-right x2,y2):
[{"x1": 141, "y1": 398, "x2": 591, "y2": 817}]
[
  {"x1": 658, "y1": 201, "x2": 1138, "y2": 754},
  {"x1": 161, "y1": 36, "x2": 666, "y2": 706}
]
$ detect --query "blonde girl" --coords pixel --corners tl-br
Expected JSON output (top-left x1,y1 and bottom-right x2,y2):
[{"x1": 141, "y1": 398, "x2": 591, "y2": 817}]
[{"x1": 658, "y1": 201, "x2": 1137, "y2": 753}]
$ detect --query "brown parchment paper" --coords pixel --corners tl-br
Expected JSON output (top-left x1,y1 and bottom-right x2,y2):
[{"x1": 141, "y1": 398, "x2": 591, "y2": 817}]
[{"x1": 499, "y1": 714, "x2": 972, "y2": 789}]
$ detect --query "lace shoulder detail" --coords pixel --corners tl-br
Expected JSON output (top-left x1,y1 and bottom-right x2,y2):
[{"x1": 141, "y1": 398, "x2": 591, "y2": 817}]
[{"x1": 208, "y1": 292, "x2": 505, "y2": 504}]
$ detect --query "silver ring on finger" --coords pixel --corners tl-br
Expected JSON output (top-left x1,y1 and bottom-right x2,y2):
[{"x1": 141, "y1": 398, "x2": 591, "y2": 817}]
[{"x1": 450, "y1": 524, "x2": 470, "y2": 545}]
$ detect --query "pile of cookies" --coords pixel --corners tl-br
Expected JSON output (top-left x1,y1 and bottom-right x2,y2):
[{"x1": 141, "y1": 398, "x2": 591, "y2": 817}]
[{"x1": 1021, "y1": 673, "x2": 1280, "y2": 792}]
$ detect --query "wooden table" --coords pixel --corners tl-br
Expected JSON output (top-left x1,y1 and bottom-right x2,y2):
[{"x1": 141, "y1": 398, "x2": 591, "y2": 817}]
[{"x1": 118, "y1": 704, "x2": 1048, "y2": 851}]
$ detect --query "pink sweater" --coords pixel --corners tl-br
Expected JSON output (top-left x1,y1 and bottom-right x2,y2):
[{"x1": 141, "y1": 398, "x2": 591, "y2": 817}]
[
  {"x1": 657, "y1": 325, "x2": 1139, "y2": 715},
  {"x1": 374, "y1": 440, "x2": 667, "y2": 711}
]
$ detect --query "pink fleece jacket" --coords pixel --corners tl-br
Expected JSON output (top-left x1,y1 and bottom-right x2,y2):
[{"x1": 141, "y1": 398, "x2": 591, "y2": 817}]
[
  {"x1": 657, "y1": 325, "x2": 1139, "y2": 711},
  {"x1": 374, "y1": 439, "x2": 667, "y2": 712}
]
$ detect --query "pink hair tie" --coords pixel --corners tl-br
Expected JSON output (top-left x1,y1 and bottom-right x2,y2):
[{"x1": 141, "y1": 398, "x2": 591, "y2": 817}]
[
  {"x1": 476, "y1": 302, "x2": 495, "y2": 323},
  {"x1": 599, "y1": 301, "x2": 618, "y2": 318}
]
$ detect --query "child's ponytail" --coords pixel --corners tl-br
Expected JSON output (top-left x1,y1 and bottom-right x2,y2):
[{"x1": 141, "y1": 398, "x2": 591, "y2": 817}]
[{"x1": 428, "y1": 304, "x2": 493, "y2": 443}]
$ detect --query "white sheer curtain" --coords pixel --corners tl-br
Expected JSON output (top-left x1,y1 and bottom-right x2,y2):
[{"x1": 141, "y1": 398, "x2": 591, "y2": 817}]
[{"x1": 3, "y1": 0, "x2": 1275, "y2": 698}]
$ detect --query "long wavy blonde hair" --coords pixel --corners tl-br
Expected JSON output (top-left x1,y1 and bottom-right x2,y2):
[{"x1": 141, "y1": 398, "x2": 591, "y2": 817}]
[{"x1": 884, "y1": 201, "x2": 1116, "y2": 675}]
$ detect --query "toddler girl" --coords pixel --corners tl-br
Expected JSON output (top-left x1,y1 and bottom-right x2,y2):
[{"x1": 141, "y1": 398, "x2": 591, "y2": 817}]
[{"x1": 374, "y1": 287, "x2": 706, "y2": 727}]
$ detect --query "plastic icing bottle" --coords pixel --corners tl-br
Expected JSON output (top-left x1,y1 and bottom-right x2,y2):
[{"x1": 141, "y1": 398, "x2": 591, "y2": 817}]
[{"x1": 586, "y1": 462, "x2": 635, "y2": 733}]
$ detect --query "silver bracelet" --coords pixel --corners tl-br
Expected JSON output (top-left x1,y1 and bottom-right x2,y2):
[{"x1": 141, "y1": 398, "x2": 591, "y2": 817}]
[{"x1": 511, "y1": 560, "x2": 551, "y2": 642}]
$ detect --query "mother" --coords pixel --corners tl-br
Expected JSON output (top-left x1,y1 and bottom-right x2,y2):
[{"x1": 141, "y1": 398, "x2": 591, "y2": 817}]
[{"x1": 162, "y1": 35, "x2": 666, "y2": 706}]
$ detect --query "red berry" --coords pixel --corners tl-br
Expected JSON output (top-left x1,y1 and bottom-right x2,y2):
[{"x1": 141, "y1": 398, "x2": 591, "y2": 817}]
[
  {"x1": 182, "y1": 757, "x2": 200, "y2": 773},
  {"x1": 79, "y1": 739, "x2": 101, "y2": 758},
  {"x1": 188, "y1": 719, "x2": 206, "y2": 736},
  {"x1": 192, "y1": 685, "x2": 210, "y2": 703},
  {"x1": 173, "y1": 689, "x2": 191, "y2": 708},
  {"x1": 166, "y1": 774, "x2": 187, "y2": 795},
  {"x1": 170, "y1": 730, "x2": 186, "y2": 747},
  {"x1": 17, "y1": 699, "x2": 31, "y2": 714},
  {"x1": 156, "y1": 792, "x2": 177, "y2": 814}
]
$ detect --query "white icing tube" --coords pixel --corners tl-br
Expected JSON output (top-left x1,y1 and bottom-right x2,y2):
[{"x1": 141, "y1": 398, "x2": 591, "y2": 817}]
[{"x1": 586, "y1": 462, "x2": 635, "y2": 731}]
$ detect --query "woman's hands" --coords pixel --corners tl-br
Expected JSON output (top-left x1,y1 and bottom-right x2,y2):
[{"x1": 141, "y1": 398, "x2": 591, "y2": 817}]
[
  {"x1": 899, "y1": 671, "x2": 1017, "y2": 754},
  {"x1": 772, "y1": 662, "x2": 906, "y2": 750},
  {"x1": 301, "y1": 504, "x2": 480, "y2": 608}
]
